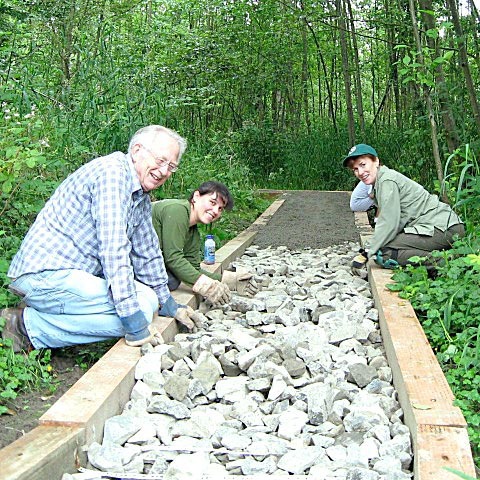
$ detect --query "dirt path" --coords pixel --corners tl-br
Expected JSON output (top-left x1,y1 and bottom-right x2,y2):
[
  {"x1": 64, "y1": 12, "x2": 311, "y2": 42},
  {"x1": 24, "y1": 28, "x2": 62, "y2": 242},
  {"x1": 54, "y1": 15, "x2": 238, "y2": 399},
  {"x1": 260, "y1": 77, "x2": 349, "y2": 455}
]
[
  {"x1": 253, "y1": 191, "x2": 359, "y2": 249},
  {"x1": 0, "y1": 190, "x2": 359, "y2": 450}
]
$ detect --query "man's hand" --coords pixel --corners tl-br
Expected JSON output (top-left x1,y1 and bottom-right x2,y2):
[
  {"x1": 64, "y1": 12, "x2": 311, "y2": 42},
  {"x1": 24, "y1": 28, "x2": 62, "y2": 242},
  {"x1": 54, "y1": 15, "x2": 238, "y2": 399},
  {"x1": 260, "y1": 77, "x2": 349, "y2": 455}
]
[
  {"x1": 351, "y1": 249, "x2": 368, "y2": 278},
  {"x1": 192, "y1": 274, "x2": 231, "y2": 305},
  {"x1": 120, "y1": 311, "x2": 163, "y2": 347},
  {"x1": 158, "y1": 296, "x2": 205, "y2": 331},
  {"x1": 125, "y1": 324, "x2": 164, "y2": 347},
  {"x1": 222, "y1": 268, "x2": 258, "y2": 297}
]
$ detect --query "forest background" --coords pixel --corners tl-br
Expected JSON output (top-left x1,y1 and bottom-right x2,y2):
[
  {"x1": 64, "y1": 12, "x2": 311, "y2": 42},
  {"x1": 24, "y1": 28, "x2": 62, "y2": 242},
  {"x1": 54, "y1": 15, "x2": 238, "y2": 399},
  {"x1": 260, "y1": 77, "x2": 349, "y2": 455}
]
[{"x1": 0, "y1": 0, "x2": 479, "y2": 470}]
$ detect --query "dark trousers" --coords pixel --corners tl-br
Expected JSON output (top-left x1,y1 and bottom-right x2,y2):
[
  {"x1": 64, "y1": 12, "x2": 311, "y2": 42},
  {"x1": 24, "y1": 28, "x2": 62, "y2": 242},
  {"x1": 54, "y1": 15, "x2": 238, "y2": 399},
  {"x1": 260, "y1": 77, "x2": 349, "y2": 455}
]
[
  {"x1": 382, "y1": 223, "x2": 465, "y2": 266},
  {"x1": 167, "y1": 270, "x2": 181, "y2": 291}
]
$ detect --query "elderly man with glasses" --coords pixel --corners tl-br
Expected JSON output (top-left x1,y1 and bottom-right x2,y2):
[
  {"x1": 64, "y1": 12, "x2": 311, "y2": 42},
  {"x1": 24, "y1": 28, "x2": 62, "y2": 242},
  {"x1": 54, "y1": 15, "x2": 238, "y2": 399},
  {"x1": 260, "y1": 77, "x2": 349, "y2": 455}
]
[{"x1": 2, "y1": 125, "x2": 201, "y2": 352}]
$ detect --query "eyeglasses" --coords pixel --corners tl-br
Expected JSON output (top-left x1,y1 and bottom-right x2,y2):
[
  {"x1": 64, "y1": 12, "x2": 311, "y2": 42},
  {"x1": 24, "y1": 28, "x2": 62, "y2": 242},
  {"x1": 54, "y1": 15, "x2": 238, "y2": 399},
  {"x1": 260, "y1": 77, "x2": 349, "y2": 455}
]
[{"x1": 142, "y1": 145, "x2": 179, "y2": 172}]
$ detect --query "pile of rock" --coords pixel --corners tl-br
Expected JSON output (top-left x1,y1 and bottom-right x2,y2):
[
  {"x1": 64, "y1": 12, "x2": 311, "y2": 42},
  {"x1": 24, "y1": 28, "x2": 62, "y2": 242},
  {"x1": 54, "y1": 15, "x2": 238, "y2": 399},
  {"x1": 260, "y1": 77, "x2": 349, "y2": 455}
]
[{"x1": 64, "y1": 243, "x2": 413, "y2": 479}]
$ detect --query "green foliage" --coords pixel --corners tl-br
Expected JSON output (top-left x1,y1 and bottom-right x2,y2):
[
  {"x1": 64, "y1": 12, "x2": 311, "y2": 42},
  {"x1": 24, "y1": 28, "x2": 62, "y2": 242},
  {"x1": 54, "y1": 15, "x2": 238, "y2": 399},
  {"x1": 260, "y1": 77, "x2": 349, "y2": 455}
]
[
  {"x1": 389, "y1": 238, "x2": 480, "y2": 465},
  {"x1": 0, "y1": 100, "x2": 56, "y2": 309},
  {"x1": 442, "y1": 145, "x2": 480, "y2": 228},
  {"x1": 388, "y1": 144, "x2": 480, "y2": 466},
  {"x1": 58, "y1": 341, "x2": 117, "y2": 371},
  {"x1": 0, "y1": 334, "x2": 55, "y2": 415},
  {"x1": 228, "y1": 121, "x2": 352, "y2": 190},
  {"x1": 444, "y1": 468, "x2": 478, "y2": 480}
]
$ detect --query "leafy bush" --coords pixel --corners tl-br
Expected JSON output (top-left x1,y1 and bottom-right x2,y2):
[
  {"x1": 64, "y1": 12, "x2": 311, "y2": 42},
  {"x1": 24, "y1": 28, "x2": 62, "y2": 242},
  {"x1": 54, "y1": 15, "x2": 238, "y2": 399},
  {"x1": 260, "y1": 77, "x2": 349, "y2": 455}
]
[
  {"x1": 388, "y1": 145, "x2": 480, "y2": 467},
  {"x1": 388, "y1": 241, "x2": 480, "y2": 466},
  {"x1": 0, "y1": 329, "x2": 55, "y2": 415}
]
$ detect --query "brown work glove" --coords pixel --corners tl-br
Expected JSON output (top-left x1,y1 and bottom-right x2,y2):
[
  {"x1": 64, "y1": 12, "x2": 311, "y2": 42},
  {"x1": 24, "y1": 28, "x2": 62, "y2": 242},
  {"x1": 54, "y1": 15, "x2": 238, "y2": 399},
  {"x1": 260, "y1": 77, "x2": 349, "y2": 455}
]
[
  {"x1": 192, "y1": 274, "x2": 231, "y2": 305},
  {"x1": 222, "y1": 268, "x2": 258, "y2": 297},
  {"x1": 125, "y1": 324, "x2": 164, "y2": 347},
  {"x1": 174, "y1": 305, "x2": 205, "y2": 331}
]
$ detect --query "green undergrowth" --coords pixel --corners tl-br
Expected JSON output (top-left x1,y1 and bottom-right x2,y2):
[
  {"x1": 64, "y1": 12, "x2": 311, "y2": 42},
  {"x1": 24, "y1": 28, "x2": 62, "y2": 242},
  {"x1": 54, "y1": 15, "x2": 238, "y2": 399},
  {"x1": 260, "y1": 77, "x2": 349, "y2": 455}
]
[
  {"x1": 388, "y1": 146, "x2": 480, "y2": 469},
  {"x1": 388, "y1": 242, "x2": 480, "y2": 466},
  {"x1": 0, "y1": 329, "x2": 55, "y2": 415}
]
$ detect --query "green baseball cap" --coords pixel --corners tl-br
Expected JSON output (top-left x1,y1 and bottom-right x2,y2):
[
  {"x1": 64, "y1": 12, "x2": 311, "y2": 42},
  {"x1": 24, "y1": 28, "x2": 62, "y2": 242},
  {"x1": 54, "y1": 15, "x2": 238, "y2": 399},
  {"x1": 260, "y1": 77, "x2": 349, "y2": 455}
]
[{"x1": 343, "y1": 144, "x2": 378, "y2": 167}]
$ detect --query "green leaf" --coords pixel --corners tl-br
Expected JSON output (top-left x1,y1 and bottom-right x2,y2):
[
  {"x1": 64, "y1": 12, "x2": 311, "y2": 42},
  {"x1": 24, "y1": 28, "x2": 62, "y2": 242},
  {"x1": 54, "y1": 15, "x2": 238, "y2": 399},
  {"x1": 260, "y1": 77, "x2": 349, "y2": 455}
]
[
  {"x1": 443, "y1": 468, "x2": 477, "y2": 480},
  {"x1": 26, "y1": 157, "x2": 36, "y2": 168},
  {"x1": 5, "y1": 147, "x2": 19, "y2": 159},
  {"x1": 2, "y1": 180, "x2": 12, "y2": 194},
  {"x1": 443, "y1": 50, "x2": 454, "y2": 61}
]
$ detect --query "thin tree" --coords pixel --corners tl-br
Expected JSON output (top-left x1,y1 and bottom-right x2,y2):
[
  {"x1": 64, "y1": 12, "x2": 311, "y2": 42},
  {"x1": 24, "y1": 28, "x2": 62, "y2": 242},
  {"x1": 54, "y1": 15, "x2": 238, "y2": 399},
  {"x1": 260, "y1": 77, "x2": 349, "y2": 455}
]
[
  {"x1": 345, "y1": 0, "x2": 365, "y2": 136},
  {"x1": 336, "y1": 0, "x2": 356, "y2": 145},
  {"x1": 447, "y1": 0, "x2": 480, "y2": 134},
  {"x1": 408, "y1": 0, "x2": 444, "y2": 185},
  {"x1": 419, "y1": 1, "x2": 460, "y2": 152}
]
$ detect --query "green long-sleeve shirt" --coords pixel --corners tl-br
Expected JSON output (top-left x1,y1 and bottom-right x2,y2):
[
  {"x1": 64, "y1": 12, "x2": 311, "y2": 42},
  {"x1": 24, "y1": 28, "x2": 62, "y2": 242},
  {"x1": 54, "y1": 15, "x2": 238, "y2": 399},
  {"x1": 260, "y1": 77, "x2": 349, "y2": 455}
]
[
  {"x1": 367, "y1": 166, "x2": 463, "y2": 257},
  {"x1": 151, "y1": 199, "x2": 221, "y2": 286}
]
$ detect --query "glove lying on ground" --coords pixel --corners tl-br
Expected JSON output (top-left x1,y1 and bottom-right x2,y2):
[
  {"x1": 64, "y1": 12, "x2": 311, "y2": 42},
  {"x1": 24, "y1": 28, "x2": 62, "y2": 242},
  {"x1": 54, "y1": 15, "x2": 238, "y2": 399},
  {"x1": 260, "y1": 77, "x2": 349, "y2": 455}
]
[
  {"x1": 351, "y1": 249, "x2": 368, "y2": 278},
  {"x1": 120, "y1": 311, "x2": 164, "y2": 347},
  {"x1": 159, "y1": 295, "x2": 204, "y2": 331},
  {"x1": 222, "y1": 267, "x2": 258, "y2": 297},
  {"x1": 192, "y1": 274, "x2": 231, "y2": 305}
]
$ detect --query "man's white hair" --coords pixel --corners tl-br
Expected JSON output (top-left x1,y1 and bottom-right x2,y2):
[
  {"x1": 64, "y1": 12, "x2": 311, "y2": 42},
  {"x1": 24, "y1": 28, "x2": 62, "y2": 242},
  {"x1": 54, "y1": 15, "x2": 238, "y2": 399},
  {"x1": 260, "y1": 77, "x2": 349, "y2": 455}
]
[{"x1": 128, "y1": 125, "x2": 187, "y2": 161}]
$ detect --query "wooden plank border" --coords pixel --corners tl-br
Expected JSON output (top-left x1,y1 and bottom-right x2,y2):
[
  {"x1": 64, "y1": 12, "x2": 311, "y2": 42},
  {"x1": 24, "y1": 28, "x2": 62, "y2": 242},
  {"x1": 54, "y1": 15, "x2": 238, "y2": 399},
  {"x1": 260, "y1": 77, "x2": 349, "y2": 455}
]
[{"x1": 358, "y1": 210, "x2": 476, "y2": 480}]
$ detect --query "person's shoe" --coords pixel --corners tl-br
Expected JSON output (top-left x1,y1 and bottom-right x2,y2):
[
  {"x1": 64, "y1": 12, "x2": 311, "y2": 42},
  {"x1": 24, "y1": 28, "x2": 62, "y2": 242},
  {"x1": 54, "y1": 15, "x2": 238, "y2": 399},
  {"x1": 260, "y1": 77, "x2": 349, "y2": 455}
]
[{"x1": 1, "y1": 307, "x2": 32, "y2": 353}]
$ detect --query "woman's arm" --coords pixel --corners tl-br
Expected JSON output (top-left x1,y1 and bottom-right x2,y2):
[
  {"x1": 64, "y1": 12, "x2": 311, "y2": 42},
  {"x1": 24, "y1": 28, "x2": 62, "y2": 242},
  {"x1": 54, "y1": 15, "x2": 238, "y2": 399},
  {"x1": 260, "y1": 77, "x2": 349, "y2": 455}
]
[
  {"x1": 350, "y1": 181, "x2": 374, "y2": 212},
  {"x1": 366, "y1": 180, "x2": 401, "y2": 257}
]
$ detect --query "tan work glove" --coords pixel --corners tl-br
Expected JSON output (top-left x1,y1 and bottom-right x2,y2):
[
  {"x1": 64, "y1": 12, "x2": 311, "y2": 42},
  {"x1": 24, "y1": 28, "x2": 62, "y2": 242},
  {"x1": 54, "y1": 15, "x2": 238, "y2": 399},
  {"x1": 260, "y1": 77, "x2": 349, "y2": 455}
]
[
  {"x1": 222, "y1": 268, "x2": 258, "y2": 297},
  {"x1": 351, "y1": 249, "x2": 368, "y2": 279},
  {"x1": 125, "y1": 324, "x2": 164, "y2": 347},
  {"x1": 174, "y1": 305, "x2": 205, "y2": 331},
  {"x1": 192, "y1": 274, "x2": 231, "y2": 305}
]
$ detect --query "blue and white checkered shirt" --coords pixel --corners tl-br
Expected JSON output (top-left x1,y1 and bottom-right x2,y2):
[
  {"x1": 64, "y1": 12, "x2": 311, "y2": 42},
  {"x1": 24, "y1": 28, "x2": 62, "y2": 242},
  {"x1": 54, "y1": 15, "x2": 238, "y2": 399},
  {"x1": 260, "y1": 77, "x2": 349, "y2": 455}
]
[{"x1": 8, "y1": 151, "x2": 170, "y2": 317}]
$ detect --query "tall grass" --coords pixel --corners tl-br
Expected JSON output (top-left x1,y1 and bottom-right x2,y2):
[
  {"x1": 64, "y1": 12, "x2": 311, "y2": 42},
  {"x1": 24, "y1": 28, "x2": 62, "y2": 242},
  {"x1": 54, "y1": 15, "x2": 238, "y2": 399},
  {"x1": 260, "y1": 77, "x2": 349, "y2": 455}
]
[{"x1": 228, "y1": 121, "x2": 444, "y2": 192}]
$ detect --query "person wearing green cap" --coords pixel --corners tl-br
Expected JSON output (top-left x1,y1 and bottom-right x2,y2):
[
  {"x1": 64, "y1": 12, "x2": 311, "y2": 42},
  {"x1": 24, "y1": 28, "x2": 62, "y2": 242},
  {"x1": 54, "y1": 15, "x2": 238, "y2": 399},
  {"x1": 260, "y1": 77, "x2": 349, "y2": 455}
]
[
  {"x1": 151, "y1": 181, "x2": 258, "y2": 304},
  {"x1": 343, "y1": 144, "x2": 465, "y2": 276}
]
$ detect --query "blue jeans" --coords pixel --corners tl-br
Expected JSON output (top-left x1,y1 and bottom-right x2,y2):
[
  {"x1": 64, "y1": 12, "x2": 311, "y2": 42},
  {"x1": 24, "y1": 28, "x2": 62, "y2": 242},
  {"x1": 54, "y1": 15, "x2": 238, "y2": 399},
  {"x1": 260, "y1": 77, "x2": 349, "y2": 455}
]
[{"x1": 9, "y1": 270, "x2": 158, "y2": 349}]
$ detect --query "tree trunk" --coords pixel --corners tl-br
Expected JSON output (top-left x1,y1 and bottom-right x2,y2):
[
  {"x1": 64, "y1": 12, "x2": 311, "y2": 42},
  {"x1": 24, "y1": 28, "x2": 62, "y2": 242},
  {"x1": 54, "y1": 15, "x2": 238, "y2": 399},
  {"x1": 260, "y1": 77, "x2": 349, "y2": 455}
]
[
  {"x1": 447, "y1": 0, "x2": 480, "y2": 134},
  {"x1": 419, "y1": 0, "x2": 460, "y2": 152},
  {"x1": 408, "y1": 0, "x2": 444, "y2": 186},
  {"x1": 345, "y1": 0, "x2": 365, "y2": 136},
  {"x1": 304, "y1": 20, "x2": 337, "y2": 131},
  {"x1": 301, "y1": 25, "x2": 311, "y2": 133},
  {"x1": 336, "y1": 0, "x2": 355, "y2": 146}
]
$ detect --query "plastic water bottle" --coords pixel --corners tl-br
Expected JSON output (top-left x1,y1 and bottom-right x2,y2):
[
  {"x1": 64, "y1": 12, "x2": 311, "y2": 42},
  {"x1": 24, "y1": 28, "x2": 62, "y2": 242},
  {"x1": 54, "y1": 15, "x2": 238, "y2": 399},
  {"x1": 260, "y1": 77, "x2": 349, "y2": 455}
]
[{"x1": 204, "y1": 234, "x2": 216, "y2": 265}]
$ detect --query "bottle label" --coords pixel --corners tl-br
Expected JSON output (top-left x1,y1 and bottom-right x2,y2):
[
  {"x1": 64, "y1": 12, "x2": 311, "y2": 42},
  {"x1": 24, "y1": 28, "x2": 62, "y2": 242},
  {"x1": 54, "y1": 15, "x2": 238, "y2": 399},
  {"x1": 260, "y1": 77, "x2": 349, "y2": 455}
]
[{"x1": 204, "y1": 239, "x2": 215, "y2": 264}]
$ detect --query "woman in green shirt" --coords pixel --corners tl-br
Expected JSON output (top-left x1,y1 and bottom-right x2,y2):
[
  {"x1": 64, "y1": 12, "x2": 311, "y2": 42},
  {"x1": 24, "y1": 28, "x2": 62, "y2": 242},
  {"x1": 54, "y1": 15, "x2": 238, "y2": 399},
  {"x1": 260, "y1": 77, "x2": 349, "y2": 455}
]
[
  {"x1": 343, "y1": 144, "x2": 464, "y2": 274},
  {"x1": 152, "y1": 181, "x2": 257, "y2": 304}
]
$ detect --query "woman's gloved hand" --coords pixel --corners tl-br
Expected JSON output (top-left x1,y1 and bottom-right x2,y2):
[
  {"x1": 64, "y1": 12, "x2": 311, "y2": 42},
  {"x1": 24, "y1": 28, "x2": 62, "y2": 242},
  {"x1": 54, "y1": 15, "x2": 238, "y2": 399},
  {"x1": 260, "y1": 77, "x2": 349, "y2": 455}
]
[
  {"x1": 222, "y1": 267, "x2": 258, "y2": 297},
  {"x1": 174, "y1": 305, "x2": 204, "y2": 330},
  {"x1": 192, "y1": 274, "x2": 231, "y2": 305},
  {"x1": 351, "y1": 248, "x2": 368, "y2": 278}
]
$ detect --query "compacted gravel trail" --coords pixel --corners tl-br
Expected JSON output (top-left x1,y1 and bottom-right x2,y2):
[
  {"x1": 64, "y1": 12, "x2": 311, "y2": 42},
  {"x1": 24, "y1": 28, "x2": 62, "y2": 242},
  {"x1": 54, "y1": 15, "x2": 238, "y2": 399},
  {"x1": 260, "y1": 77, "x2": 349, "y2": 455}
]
[{"x1": 252, "y1": 191, "x2": 359, "y2": 250}]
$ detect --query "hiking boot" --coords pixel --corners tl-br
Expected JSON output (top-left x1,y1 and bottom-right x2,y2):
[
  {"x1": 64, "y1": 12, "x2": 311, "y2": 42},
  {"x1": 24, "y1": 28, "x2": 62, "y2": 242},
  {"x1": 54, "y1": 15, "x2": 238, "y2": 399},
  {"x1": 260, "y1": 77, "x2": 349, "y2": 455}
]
[{"x1": 1, "y1": 307, "x2": 32, "y2": 352}]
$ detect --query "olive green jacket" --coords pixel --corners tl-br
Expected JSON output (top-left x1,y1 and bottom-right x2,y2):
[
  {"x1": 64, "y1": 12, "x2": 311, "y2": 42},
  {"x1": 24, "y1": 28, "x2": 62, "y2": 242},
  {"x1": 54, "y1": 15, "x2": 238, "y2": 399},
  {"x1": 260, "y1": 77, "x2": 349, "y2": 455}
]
[
  {"x1": 367, "y1": 166, "x2": 463, "y2": 257},
  {"x1": 151, "y1": 200, "x2": 221, "y2": 286}
]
